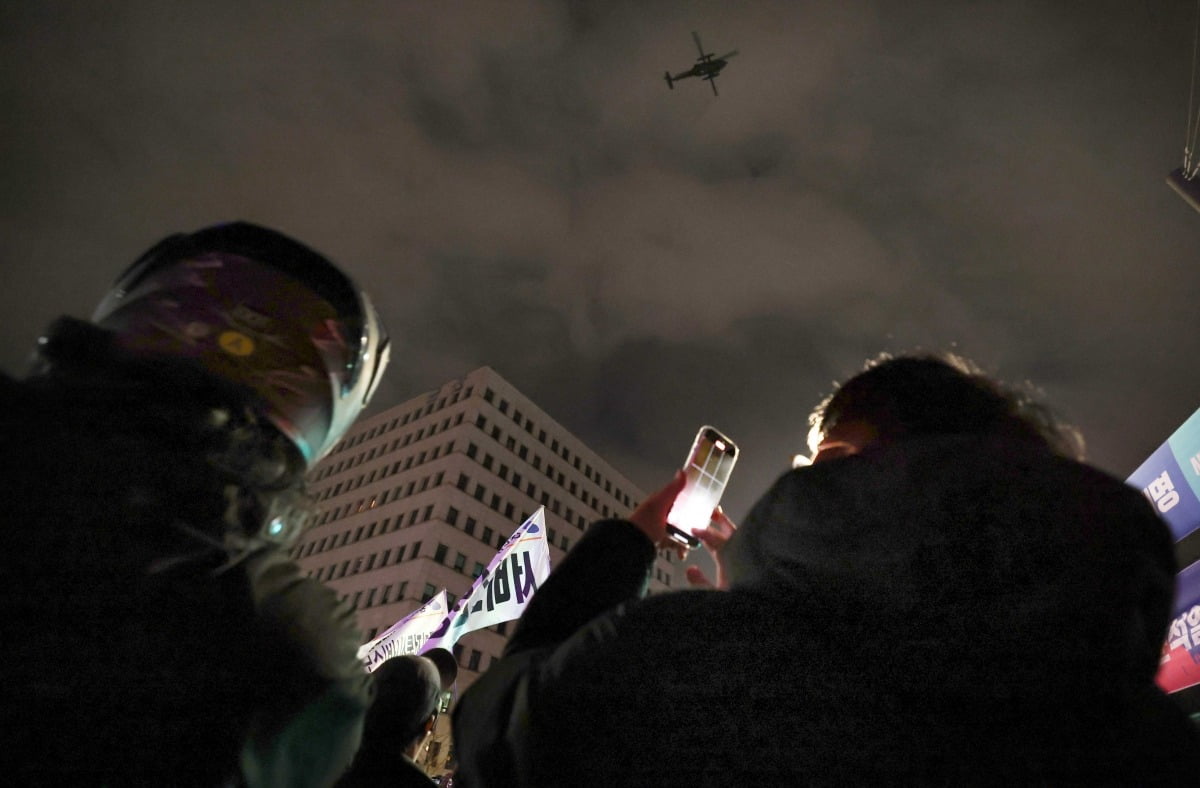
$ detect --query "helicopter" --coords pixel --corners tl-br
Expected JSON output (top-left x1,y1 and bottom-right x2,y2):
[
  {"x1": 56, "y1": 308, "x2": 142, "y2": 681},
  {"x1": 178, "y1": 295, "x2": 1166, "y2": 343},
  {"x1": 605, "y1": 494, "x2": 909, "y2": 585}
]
[{"x1": 664, "y1": 32, "x2": 738, "y2": 96}]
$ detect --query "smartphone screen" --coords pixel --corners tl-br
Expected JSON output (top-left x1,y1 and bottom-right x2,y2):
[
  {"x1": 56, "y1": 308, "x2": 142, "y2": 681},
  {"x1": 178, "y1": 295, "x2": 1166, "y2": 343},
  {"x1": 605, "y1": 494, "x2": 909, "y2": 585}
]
[{"x1": 666, "y1": 425, "x2": 738, "y2": 548}]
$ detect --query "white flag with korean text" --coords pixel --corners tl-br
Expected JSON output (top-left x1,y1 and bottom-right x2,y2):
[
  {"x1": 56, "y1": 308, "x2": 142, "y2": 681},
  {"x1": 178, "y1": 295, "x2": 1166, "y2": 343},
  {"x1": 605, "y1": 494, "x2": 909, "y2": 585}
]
[
  {"x1": 357, "y1": 589, "x2": 450, "y2": 672},
  {"x1": 420, "y1": 508, "x2": 551, "y2": 655}
]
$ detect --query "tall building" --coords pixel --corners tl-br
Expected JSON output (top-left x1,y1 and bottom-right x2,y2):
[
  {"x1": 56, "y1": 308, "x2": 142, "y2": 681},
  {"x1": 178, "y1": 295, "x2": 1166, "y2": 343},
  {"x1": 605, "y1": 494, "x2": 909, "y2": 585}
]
[{"x1": 289, "y1": 366, "x2": 680, "y2": 774}]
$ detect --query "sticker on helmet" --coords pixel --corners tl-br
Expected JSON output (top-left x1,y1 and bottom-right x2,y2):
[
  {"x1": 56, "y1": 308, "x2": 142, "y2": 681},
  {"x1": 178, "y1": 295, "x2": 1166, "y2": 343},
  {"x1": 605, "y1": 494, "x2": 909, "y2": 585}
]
[{"x1": 218, "y1": 330, "x2": 255, "y2": 357}]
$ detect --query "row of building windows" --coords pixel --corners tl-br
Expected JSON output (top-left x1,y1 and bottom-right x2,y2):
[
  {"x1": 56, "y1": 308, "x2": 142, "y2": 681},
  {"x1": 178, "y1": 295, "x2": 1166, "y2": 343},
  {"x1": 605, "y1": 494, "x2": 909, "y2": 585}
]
[
  {"x1": 451, "y1": 473, "x2": 579, "y2": 551},
  {"x1": 480, "y1": 386, "x2": 635, "y2": 510},
  {"x1": 309, "y1": 538, "x2": 426, "y2": 582},
  {"x1": 468, "y1": 415, "x2": 625, "y2": 528},
  {"x1": 338, "y1": 580, "x2": 409, "y2": 614},
  {"x1": 316, "y1": 436, "x2": 456, "y2": 501},
  {"x1": 326, "y1": 383, "x2": 476, "y2": 459},
  {"x1": 314, "y1": 465, "x2": 447, "y2": 528},
  {"x1": 315, "y1": 379, "x2": 637, "y2": 530},
  {"x1": 301, "y1": 493, "x2": 440, "y2": 557},
  {"x1": 313, "y1": 411, "x2": 465, "y2": 483}
]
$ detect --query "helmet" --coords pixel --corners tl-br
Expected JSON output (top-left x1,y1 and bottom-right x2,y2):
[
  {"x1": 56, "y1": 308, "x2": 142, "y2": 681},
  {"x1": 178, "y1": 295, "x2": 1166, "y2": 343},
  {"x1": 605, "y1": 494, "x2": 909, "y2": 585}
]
[{"x1": 93, "y1": 222, "x2": 390, "y2": 467}]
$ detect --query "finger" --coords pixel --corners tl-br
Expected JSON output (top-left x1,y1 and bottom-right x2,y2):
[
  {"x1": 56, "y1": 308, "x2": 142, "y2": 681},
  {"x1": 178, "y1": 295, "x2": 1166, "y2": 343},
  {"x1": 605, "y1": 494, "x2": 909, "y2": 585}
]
[
  {"x1": 630, "y1": 470, "x2": 687, "y2": 544},
  {"x1": 712, "y1": 508, "x2": 739, "y2": 535},
  {"x1": 685, "y1": 566, "x2": 713, "y2": 588},
  {"x1": 690, "y1": 527, "x2": 725, "y2": 552}
]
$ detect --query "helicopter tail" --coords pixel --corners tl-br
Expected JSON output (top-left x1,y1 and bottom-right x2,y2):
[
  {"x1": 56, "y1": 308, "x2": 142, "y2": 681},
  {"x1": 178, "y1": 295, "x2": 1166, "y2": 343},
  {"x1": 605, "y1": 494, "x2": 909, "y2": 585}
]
[{"x1": 664, "y1": 71, "x2": 674, "y2": 89}]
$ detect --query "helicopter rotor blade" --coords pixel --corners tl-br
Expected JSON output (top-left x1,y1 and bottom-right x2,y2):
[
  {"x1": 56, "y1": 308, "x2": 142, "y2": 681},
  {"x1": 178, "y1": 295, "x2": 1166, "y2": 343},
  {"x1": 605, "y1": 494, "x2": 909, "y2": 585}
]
[
  {"x1": 717, "y1": 50, "x2": 739, "y2": 60},
  {"x1": 692, "y1": 31, "x2": 707, "y2": 57}
]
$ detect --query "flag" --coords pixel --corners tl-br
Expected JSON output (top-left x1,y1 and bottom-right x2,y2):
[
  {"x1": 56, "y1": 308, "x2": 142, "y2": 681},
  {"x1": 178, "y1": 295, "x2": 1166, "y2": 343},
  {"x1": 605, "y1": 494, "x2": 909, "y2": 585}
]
[
  {"x1": 358, "y1": 589, "x2": 449, "y2": 672},
  {"x1": 420, "y1": 507, "x2": 552, "y2": 655},
  {"x1": 1127, "y1": 404, "x2": 1200, "y2": 695}
]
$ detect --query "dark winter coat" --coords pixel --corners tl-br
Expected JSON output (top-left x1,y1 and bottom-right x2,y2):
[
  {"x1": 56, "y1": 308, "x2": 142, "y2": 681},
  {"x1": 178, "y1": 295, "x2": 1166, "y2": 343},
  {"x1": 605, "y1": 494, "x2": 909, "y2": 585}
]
[
  {"x1": 453, "y1": 435, "x2": 1200, "y2": 786},
  {"x1": 0, "y1": 318, "x2": 370, "y2": 786}
]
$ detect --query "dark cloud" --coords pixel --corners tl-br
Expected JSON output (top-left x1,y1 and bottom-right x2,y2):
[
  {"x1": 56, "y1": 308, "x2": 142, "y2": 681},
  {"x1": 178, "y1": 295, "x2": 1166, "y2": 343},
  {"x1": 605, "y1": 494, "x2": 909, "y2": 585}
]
[{"x1": 3, "y1": 0, "x2": 1199, "y2": 520}]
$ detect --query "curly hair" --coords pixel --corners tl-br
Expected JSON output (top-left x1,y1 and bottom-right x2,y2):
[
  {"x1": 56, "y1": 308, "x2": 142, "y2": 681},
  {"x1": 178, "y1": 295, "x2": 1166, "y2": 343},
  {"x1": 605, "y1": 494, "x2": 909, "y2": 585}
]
[{"x1": 808, "y1": 352, "x2": 1085, "y2": 460}]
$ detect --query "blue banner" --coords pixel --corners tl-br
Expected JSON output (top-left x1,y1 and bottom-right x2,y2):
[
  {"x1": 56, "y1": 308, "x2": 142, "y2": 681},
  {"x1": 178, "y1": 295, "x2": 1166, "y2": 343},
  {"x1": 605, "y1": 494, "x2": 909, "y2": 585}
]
[
  {"x1": 1128, "y1": 406, "x2": 1200, "y2": 694},
  {"x1": 1126, "y1": 407, "x2": 1200, "y2": 542}
]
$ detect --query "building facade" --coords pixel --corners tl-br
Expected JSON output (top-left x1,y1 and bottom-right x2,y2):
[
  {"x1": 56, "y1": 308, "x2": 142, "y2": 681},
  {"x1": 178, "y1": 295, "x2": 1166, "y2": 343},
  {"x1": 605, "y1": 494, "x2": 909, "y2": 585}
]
[{"x1": 289, "y1": 366, "x2": 680, "y2": 775}]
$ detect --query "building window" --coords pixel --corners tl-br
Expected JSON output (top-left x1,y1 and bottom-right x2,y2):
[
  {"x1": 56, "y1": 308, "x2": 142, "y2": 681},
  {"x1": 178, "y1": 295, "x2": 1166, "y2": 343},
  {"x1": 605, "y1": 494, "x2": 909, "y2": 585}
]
[
  {"x1": 454, "y1": 553, "x2": 467, "y2": 572},
  {"x1": 467, "y1": 443, "x2": 478, "y2": 459},
  {"x1": 434, "y1": 543, "x2": 448, "y2": 564},
  {"x1": 422, "y1": 584, "x2": 437, "y2": 602},
  {"x1": 410, "y1": 541, "x2": 422, "y2": 559},
  {"x1": 447, "y1": 506, "x2": 460, "y2": 526},
  {"x1": 472, "y1": 562, "x2": 485, "y2": 578},
  {"x1": 464, "y1": 517, "x2": 477, "y2": 536},
  {"x1": 482, "y1": 527, "x2": 494, "y2": 545},
  {"x1": 468, "y1": 649, "x2": 482, "y2": 671}
]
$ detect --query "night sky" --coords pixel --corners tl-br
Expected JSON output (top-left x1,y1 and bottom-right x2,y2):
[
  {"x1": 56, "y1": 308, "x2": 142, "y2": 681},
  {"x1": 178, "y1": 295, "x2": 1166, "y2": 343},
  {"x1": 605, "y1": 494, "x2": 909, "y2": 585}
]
[{"x1": 3, "y1": 1, "x2": 1199, "y2": 521}]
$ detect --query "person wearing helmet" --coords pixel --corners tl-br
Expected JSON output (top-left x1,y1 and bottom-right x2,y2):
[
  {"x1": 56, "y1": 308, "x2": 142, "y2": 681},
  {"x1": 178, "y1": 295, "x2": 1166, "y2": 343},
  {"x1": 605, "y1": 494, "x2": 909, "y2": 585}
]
[{"x1": 0, "y1": 222, "x2": 390, "y2": 786}]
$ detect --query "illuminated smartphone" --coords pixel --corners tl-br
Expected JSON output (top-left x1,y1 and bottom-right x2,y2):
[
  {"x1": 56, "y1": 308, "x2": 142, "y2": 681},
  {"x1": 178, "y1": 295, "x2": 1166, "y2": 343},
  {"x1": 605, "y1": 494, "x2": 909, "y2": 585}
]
[{"x1": 666, "y1": 425, "x2": 739, "y2": 549}]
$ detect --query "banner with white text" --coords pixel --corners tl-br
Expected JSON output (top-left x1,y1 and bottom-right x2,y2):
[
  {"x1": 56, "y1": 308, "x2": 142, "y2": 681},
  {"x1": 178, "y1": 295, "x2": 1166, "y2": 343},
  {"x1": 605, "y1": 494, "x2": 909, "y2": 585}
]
[
  {"x1": 420, "y1": 508, "x2": 551, "y2": 655},
  {"x1": 358, "y1": 589, "x2": 449, "y2": 672},
  {"x1": 1127, "y1": 405, "x2": 1200, "y2": 695}
]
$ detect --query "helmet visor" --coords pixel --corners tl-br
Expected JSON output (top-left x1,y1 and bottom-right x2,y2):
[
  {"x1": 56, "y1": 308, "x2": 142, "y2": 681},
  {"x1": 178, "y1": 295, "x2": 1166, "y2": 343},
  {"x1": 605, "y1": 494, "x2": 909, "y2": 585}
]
[{"x1": 95, "y1": 250, "x2": 367, "y2": 464}]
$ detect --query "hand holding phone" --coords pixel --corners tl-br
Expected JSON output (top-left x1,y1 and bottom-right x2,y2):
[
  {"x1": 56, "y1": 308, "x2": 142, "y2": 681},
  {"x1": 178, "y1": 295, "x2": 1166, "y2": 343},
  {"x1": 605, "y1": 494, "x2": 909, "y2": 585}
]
[{"x1": 666, "y1": 425, "x2": 739, "y2": 549}]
